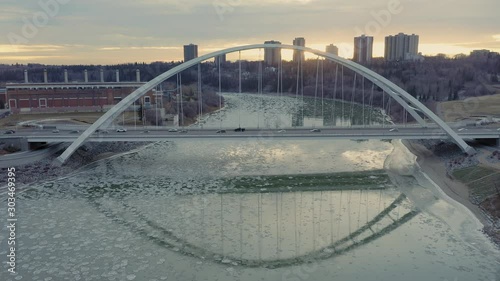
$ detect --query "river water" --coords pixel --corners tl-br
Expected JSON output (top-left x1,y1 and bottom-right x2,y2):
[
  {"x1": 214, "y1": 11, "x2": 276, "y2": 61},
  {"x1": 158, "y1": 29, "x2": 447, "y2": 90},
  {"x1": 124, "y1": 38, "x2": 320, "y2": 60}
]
[{"x1": 1, "y1": 93, "x2": 499, "y2": 281}]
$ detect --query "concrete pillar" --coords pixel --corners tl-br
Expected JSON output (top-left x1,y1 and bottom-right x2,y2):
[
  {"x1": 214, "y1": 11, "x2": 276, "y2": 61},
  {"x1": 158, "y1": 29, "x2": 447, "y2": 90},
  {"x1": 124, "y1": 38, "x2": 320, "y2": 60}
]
[
  {"x1": 64, "y1": 69, "x2": 68, "y2": 83},
  {"x1": 136, "y1": 69, "x2": 141, "y2": 82},
  {"x1": 116, "y1": 70, "x2": 120, "y2": 82},
  {"x1": 100, "y1": 68, "x2": 104, "y2": 82},
  {"x1": 24, "y1": 70, "x2": 28, "y2": 83},
  {"x1": 44, "y1": 69, "x2": 48, "y2": 83},
  {"x1": 84, "y1": 69, "x2": 88, "y2": 83}
]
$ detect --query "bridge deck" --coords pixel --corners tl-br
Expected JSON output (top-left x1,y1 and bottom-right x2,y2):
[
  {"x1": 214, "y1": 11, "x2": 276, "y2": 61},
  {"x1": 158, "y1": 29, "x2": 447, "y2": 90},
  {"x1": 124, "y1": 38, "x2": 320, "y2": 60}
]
[{"x1": 3, "y1": 127, "x2": 499, "y2": 143}]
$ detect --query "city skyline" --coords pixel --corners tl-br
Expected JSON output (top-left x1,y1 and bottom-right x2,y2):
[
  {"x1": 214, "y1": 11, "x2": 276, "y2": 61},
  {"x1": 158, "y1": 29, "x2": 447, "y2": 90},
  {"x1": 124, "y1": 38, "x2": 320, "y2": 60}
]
[{"x1": 0, "y1": 0, "x2": 498, "y2": 64}]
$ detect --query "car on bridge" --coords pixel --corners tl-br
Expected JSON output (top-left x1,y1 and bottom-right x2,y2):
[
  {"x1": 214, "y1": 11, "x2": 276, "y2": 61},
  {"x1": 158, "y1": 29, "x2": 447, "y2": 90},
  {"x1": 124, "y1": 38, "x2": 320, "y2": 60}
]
[
  {"x1": 168, "y1": 128, "x2": 178, "y2": 132},
  {"x1": 4, "y1": 130, "x2": 15, "y2": 134},
  {"x1": 116, "y1": 128, "x2": 127, "y2": 133},
  {"x1": 310, "y1": 129, "x2": 321, "y2": 133},
  {"x1": 234, "y1": 127, "x2": 245, "y2": 132},
  {"x1": 216, "y1": 130, "x2": 226, "y2": 134}
]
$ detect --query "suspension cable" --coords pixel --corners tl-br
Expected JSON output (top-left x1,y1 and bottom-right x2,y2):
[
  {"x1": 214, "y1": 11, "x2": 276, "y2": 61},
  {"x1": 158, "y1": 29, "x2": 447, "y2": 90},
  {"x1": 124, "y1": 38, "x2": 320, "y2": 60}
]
[
  {"x1": 301, "y1": 57, "x2": 304, "y2": 123},
  {"x1": 180, "y1": 73, "x2": 184, "y2": 127},
  {"x1": 321, "y1": 59, "x2": 324, "y2": 125},
  {"x1": 362, "y1": 77, "x2": 365, "y2": 128},
  {"x1": 134, "y1": 97, "x2": 137, "y2": 130},
  {"x1": 280, "y1": 55, "x2": 283, "y2": 98},
  {"x1": 341, "y1": 65, "x2": 344, "y2": 126},
  {"x1": 155, "y1": 84, "x2": 158, "y2": 128},
  {"x1": 387, "y1": 97, "x2": 394, "y2": 124},
  {"x1": 332, "y1": 64, "x2": 339, "y2": 126},
  {"x1": 238, "y1": 51, "x2": 242, "y2": 128},
  {"x1": 314, "y1": 56, "x2": 320, "y2": 127},
  {"x1": 369, "y1": 83, "x2": 374, "y2": 126},
  {"x1": 258, "y1": 49, "x2": 262, "y2": 129},
  {"x1": 405, "y1": 109, "x2": 409, "y2": 127},
  {"x1": 295, "y1": 57, "x2": 300, "y2": 100},
  {"x1": 218, "y1": 55, "x2": 222, "y2": 129},
  {"x1": 382, "y1": 91, "x2": 386, "y2": 128},
  {"x1": 276, "y1": 57, "x2": 280, "y2": 96},
  {"x1": 176, "y1": 73, "x2": 180, "y2": 127},
  {"x1": 350, "y1": 73, "x2": 357, "y2": 128},
  {"x1": 295, "y1": 58, "x2": 300, "y2": 126},
  {"x1": 198, "y1": 63, "x2": 202, "y2": 128}
]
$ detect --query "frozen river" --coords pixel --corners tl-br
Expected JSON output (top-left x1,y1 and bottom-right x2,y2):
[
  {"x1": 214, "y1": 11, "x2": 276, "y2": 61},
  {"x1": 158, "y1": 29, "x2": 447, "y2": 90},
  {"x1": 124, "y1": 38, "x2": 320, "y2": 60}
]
[{"x1": 1, "y1": 93, "x2": 499, "y2": 281}]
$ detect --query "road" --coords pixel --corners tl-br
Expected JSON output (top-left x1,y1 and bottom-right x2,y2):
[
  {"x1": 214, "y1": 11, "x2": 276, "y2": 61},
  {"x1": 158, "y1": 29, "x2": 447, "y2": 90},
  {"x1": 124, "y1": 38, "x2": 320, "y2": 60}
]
[{"x1": 1, "y1": 126, "x2": 499, "y2": 143}]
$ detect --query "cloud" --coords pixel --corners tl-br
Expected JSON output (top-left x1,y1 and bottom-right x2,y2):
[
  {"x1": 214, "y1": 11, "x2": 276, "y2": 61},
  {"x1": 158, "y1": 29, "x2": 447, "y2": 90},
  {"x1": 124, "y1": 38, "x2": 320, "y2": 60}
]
[
  {"x1": 98, "y1": 46, "x2": 180, "y2": 51},
  {"x1": 0, "y1": 0, "x2": 499, "y2": 64},
  {"x1": 0, "y1": 44, "x2": 66, "y2": 53}
]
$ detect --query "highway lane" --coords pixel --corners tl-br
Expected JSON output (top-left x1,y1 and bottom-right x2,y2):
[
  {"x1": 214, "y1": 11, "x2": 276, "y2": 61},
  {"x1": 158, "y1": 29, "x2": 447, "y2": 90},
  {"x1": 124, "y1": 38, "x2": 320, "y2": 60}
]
[{"x1": 2, "y1": 126, "x2": 499, "y2": 142}]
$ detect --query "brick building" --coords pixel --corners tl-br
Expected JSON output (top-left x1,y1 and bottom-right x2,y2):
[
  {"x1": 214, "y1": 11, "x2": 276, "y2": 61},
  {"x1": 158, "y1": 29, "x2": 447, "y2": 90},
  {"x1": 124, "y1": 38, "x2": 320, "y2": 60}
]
[{"x1": 5, "y1": 69, "x2": 158, "y2": 114}]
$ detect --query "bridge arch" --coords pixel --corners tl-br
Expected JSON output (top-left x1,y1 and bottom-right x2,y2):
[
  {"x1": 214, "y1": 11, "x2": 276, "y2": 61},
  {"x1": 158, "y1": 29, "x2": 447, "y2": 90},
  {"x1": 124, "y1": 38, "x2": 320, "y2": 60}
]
[{"x1": 56, "y1": 44, "x2": 474, "y2": 164}]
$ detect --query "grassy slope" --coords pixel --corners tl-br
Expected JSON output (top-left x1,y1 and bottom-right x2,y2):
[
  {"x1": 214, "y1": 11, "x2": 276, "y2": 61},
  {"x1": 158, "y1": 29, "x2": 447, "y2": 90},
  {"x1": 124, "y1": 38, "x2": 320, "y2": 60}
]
[{"x1": 453, "y1": 165, "x2": 500, "y2": 203}]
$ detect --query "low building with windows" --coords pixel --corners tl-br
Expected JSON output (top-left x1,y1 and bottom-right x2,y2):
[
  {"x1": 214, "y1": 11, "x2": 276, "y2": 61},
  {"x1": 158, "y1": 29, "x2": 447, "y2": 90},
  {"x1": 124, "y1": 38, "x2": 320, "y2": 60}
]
[{"x1": 5, "y1": 69, "x2": 158, "y2": 114}]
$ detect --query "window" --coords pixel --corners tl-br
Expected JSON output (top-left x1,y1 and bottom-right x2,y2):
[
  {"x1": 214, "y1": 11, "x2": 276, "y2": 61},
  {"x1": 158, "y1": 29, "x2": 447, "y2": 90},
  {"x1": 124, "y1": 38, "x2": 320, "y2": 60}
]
[
  {"x1": 8, "y1": 99, "x2": 17, "y2": 109},
  {"x1": 39, "y1": 98, "x2": 47, "y2": 108}
]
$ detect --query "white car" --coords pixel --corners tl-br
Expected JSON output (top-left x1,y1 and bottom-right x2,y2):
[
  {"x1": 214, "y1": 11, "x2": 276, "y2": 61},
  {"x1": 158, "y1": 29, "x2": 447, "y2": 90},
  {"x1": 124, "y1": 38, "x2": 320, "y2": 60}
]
[
  {"x1": 389, "y1": 128, "x2": 398, "y2": 132},
  {"x1": 168, "y1": 128, "x2": 178, "y2": 132},
  {"x1": 116, "y1": 128, "x2": 127, "y2": 133}
]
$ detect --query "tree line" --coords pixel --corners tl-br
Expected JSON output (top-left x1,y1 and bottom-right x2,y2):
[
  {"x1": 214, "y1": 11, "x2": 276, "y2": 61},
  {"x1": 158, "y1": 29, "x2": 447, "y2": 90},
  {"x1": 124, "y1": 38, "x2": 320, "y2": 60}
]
[{"x1": 1, "y1": 51, "x2": 498, "y2": 123}]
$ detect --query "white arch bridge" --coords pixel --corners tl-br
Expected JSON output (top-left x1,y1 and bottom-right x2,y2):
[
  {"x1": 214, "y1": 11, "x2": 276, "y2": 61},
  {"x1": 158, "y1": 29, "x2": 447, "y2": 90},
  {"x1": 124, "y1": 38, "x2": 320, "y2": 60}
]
[{"x1": 55, "y1": 44, "x2": 480, "y2": 164}]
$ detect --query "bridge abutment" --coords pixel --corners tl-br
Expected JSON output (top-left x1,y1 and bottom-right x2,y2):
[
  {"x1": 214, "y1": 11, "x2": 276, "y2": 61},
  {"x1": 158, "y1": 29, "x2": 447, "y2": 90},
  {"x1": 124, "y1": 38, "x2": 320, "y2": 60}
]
[{"x1": 2, "y1": 137, "x2": 29, "y2": 152}]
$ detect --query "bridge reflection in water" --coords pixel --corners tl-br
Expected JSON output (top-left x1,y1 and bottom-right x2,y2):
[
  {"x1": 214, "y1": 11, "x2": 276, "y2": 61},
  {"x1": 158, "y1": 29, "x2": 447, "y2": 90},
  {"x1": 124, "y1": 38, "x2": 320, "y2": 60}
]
[{"x1": 90, "y1": 188, "x2": 419, "y2": 268}]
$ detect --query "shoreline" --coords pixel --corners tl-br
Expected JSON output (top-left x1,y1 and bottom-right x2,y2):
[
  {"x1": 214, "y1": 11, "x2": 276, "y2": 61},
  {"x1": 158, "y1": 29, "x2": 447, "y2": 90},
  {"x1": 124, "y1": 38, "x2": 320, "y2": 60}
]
[
  {"x1": 402, "y1": 140, "x2": 492, "y2": 227},
  {"x1": 0, "y1": 141, "x2": 151, "y2": 191}
]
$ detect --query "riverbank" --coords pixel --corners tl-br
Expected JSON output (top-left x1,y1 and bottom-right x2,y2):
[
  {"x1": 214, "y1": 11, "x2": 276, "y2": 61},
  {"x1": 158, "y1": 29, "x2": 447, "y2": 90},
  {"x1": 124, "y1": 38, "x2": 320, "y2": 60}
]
[
  {"x1": 403, "y1": 139, "x2": 500, "y2": 245},
  {"x1": 0, "y1": 142, "x2": 150, "y2": 189}
]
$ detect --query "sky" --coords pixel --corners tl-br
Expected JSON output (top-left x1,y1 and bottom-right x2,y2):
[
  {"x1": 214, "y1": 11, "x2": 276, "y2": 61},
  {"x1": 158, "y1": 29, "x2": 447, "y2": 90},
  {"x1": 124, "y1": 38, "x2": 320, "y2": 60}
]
[{"x1": 0, "y1": 0, "x2": 499, "y2": 64}]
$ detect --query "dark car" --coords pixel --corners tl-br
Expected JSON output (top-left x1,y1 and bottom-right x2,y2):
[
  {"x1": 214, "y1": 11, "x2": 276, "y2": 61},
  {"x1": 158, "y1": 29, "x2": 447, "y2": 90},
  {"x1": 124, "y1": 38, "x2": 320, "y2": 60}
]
[
  {"x1": 4, "y1": 130, "x2": 15, "y2": 134},
  {"x1": 234, "y1": 127, "x2": 246, "y2": 132},
  {"x1": 216, "y1": 130, "x2": 226, "y2": 134}
]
